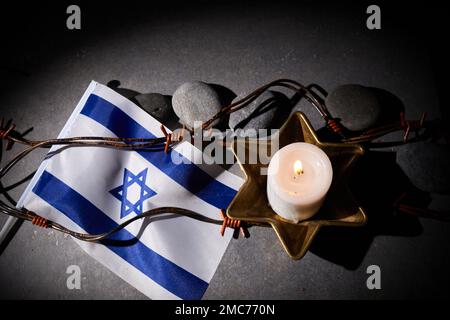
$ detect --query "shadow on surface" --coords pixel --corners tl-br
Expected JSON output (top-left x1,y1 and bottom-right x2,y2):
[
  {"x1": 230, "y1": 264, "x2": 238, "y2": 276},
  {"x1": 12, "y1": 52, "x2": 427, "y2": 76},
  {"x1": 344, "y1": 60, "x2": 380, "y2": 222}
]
[{"x1": 310, "y1": 150, "x2": 425, "y2": 269}]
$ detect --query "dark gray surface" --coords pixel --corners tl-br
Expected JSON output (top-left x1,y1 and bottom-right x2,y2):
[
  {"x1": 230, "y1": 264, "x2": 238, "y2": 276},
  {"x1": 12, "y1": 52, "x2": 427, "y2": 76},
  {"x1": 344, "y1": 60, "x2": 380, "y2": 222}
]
[{"x1": 0, "y1": 3, "x2": 449, "y2": 299}]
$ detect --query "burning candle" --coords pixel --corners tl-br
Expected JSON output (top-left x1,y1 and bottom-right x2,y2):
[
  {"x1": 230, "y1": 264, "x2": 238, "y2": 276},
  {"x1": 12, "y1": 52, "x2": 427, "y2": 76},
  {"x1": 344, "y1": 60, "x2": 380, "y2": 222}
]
[{"x1": 267, "y1": 142, "x2": 333, "y2": 223}]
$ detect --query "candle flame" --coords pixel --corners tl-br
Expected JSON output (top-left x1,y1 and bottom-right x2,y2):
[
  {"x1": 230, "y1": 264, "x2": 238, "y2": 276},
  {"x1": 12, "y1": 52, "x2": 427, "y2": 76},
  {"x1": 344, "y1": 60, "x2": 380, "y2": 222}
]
[{"x1": 294, "y1": 160, "x2": 303, "y2": 175}]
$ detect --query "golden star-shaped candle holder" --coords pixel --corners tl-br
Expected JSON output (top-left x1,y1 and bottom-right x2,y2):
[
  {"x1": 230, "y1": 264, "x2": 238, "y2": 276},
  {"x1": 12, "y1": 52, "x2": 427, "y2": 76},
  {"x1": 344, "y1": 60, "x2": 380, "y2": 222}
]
[{"x1": 227, "y1": 112, "x2": 368, "y2": 259}]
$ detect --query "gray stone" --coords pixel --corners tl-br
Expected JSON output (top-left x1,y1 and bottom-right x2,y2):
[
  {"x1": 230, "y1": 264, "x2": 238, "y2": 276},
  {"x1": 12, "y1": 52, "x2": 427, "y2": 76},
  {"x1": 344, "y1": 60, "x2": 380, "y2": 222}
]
[
  {"x1": 325, "y1": 84, "x2": 381, "y2": 131},
  {"x1": 172, "y1": 81, "x2": 222, "y2": 129},
  {"x1": 134, "y1": 93, "x2": 174, "y2": 123},
  {"x1": 229, "y1": 91, "x2": 290, "y2": 133},
  {"x1": 397, "y1": 142, "x2": 450, "y2": 194},
  {"x1": 107, "y1": 80, "x2": 139, "y2": 100}
]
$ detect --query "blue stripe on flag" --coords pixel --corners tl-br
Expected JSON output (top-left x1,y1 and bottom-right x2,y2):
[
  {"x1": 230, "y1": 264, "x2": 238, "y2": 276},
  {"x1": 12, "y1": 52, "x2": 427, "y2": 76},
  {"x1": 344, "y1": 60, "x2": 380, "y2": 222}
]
[
  {"x1": 80, "y1": 94, "x2": 236, "y2": 210},
  {"x1": 32, "y1": 170, "x2": 208, "y2": 300}
]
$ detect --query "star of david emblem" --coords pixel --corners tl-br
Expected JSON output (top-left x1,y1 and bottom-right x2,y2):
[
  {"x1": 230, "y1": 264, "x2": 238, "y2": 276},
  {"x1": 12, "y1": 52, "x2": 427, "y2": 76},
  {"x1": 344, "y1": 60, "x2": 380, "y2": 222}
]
[{"x1": 109, "y1": 168, "x2": 156, "y2": 218}]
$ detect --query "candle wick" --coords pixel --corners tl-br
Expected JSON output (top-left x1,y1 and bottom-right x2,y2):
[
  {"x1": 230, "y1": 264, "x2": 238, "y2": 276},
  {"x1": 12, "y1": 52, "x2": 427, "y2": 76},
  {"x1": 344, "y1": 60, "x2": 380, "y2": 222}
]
[{"x1": 294, "y1": 171, "x2": 303, "y2": 178}]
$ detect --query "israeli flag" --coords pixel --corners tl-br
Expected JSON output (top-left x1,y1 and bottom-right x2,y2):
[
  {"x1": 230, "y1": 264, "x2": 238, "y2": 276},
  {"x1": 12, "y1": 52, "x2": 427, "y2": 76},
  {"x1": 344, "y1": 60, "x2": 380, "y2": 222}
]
[{"x1": 17, "y1": 81, "x2": 243, "y2": 300}]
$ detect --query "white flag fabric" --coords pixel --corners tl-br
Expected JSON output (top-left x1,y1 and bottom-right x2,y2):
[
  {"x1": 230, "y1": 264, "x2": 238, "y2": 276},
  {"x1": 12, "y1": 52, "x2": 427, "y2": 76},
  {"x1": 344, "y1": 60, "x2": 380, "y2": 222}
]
[{"x1": 17, "y1": 81, "x2": 243, "y2": 299}]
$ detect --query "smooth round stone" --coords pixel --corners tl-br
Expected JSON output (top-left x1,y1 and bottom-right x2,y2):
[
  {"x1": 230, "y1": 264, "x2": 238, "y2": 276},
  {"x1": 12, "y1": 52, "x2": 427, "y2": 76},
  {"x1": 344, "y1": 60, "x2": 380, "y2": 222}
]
[
  {"x1": 229, "y1": 91, "x2": 288, "y2": 135},
  {"x1": 134, "y1": 93, "x2": 174, "y2": 123},
  {"x1": 397, "y1": 142, "x2": 450, "y2": 194},
  {"x1": 325, "y1": 84, "x2": 381, "y2": 131},
  {"x1": 172, "y1": 81, "x2": 222, "y2": 129}
]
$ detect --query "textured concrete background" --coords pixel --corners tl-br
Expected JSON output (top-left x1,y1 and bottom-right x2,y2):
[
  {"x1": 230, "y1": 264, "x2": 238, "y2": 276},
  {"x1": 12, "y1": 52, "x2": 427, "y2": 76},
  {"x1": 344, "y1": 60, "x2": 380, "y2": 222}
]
[{"x1": 0, "y1": 1, "x2": 449, "y2": 299}]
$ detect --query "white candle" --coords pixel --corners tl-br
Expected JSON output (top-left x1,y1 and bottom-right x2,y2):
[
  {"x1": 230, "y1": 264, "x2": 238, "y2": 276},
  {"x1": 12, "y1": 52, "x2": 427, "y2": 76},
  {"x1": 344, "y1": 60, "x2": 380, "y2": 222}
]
[{"x1": 267, "y1": 142, "x2": 333, "y2": 223}]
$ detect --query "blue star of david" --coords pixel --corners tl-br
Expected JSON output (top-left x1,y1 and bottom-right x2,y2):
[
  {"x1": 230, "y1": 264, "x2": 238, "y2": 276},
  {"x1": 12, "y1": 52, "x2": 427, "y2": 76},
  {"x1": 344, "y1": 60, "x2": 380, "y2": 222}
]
[{"x1": 109, "y1": 168, "x2": 156, "y2": 218}]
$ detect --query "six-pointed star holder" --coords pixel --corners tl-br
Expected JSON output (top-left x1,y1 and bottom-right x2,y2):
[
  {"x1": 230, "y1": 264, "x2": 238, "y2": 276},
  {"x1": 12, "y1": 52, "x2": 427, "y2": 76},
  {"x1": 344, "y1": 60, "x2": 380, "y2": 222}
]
[{"x1": 227, "y1": 112, "x2": 368, "y2": 259}]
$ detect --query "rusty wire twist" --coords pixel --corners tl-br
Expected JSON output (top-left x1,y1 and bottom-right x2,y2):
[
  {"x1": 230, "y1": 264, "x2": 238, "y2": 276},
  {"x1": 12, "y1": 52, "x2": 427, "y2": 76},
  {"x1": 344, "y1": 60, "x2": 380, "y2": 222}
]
[
  {"x1": 31, "y1": 215, "x2": 48, "y2": 228},
  {"x1": 219, "y1": 209, "x2": 249, "y2": 239}
]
